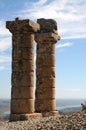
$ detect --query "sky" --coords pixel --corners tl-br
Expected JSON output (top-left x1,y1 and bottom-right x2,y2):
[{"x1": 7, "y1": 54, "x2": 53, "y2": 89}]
[{"x1": 0, "y1": 0, "x2": 86, "y2": 99}]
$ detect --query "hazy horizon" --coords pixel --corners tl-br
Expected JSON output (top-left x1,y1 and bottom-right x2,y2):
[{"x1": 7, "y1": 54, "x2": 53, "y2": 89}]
[{"x1": 0, "y1": 98, "x2": 85, "y2": 101}]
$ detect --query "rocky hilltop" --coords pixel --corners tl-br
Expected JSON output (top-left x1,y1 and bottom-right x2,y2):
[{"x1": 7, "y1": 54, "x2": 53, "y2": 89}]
[{"x1": 0, "y1": 110, "x2": 86, "y2": 130}]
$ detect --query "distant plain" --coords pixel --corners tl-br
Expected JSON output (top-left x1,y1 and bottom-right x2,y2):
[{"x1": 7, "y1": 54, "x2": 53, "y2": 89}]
[{"x1": 0, "y1": 98, "x2": 85, "y2": 120}]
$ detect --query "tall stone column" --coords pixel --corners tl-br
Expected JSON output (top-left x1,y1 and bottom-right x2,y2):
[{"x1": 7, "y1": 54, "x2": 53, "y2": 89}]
[
  {"x1": 35, "y1": 19, "x2": 60, "y2": 116},
  {"x1": 6, "y1": 18, "x2": 40, "y2": 121}
]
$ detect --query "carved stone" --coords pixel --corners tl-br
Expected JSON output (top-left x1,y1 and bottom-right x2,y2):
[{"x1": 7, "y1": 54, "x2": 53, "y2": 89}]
[
  {"x1": 35, "y1": 18, "x2": 60, "y2": 113},
  {"x1": 6, "y1": 17, "x2": 60, "y2": 121},
  {"x1": 6, "y1": 18, "x2": 40, "y2": 121}
]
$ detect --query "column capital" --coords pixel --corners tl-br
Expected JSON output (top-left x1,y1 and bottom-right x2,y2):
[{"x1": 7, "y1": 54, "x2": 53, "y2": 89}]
[
  {"x1": 37, "y1": 18, "x2": 57, "y2": 32},
  {"x1": 35, "y1": 18, "x2": 60, "y2": 43},
  {"x1": 35, "y1": 32, "x2": 60, "y2": 43},
  {"x1": 6, "y1": 17, "x2": 40, "y2": 34}
]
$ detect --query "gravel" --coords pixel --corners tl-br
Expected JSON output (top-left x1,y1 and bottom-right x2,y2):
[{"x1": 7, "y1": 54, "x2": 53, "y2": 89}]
[{"x1": 0, "y1": 111, "x2": 86, "y2": 130}]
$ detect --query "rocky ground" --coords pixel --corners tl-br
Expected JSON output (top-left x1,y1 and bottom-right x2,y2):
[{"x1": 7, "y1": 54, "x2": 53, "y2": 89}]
[{"x1": 0, "y1": 110, "x2": 86, "y2": 130}]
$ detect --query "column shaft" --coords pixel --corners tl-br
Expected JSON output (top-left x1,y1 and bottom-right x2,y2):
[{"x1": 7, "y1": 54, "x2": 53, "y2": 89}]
[
  {"x1": 6, "y1": 18, "x2": 40, "y2": 120},
  {"x1": 35, "y1": 42, "x2": 56, "y2": 112},
  {"x1": 11, "y1": 33, "x2": 34, "y2": 114},
  {"x1": 35, "y1": 19, "x2": 60, "y2": 113}
]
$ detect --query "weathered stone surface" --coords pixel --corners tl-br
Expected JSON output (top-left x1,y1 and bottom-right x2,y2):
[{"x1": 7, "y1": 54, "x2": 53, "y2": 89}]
[
  {"x1": 42, "y1": 111, "x2": 59, "y2": 117},
  {"x1": 12, "y1": 87, "x2": 34, "y2": 99},
  {"x1": 12, "y1": 34, "x2": 34, "y2": 48},
  {"x1": 12, "y1": 71, "x2": 34, "y2": 87},
  {"x1": 10, "y1": 113, "x2": 42, "y2": 121},
  {"x1": 6, "y1": 18, "x2": 40, "y2": 120},
  {"x1": 36, "y1": 67, "x2": 55, "y2": 78},
  {"x1": 12, "y1": 71, "x2": 34, "y2": 79},
  {"x1": 6, "y1": 18, "x2": 40, "y2": 34},
  {"x1": 36, "y1": 78, "x2": 55, "y2": 88},
  {"x1": 12, "y1": 78, "x2": 34, "y2": 88},
  {"x1": 37, "y1": 18, "x2": 57, "y2": 32},
  {"x1": 35, "y1": 32, "x2": 60, "y2": 43},
  {"x1": 12, "y1": 60, "x2": 34, "y2": 72},
  {"x1": 35, "y1": 99, "x2": 56, "y2": 112},
  {"x1": 12, "y1": 48, "x2": 34, "y2": 60},
  {"x1": 6, "y1": 18, "x2": 60, "y2": 120},
  {"x1": 11, "y1": 99, "x2": 34, "y2": 114},
  {"x1": 37, "y1": 43, "x2": 55, "y2": 54},
  {"x1": 36, "y1": 54, "x2": 55, "y2": 67},
  {"x1": 35, "y1": 18, "x2": 60, "y2": 113},
  {"x1": 35, "y1": 87, "x2": 55, "y2": 99}
]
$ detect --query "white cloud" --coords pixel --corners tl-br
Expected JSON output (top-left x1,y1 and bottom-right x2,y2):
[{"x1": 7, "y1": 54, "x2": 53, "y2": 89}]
[
  {"x1": 0, "y1": 66, "x2": 5, "y2": 71},
  {"x1": 0, "y1": 36, "x2": 11, "y2": 52},
  {"x1": 34, "y1": 0, "x2": 47, "y2": 5},
  {"x1": 0, "y1": 20, "x2": 11, "y2": 53},
  {"x1": 0, "y1": 21, "x2": 11, "y2": 71},
  {"x1": 17, "y1": 0, "x2": 86, "y2": 39},
  {"x1": 0, "y1": 21, "x2": 11, "y2": 36},
  {"x1": 0, "y1": 55, "x2": 11, "y2": 63},
  {"x1": 0, "y1": 55, "x2": 11, "y2": 71},
  {"x1": 56, "y1": 42, "x2": 73, "y2": 48}
]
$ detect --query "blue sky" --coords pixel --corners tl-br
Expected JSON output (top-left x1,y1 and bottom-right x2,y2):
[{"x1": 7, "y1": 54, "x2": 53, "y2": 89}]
[{"x1": 0, "y1": 0, "x2": 86, "y2": 99}]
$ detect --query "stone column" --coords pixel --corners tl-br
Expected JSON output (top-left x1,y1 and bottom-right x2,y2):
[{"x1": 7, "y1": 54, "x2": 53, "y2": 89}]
[
  {"x1": 35, "y1": 19, "x2": 60, "y2": 116},
  {"x1": 6, "y1": 18, "x2": 40, "y2": 121}
]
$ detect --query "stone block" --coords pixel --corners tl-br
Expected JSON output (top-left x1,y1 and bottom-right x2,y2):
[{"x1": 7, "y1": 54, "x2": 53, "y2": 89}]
[
  {"x1": 36, "y1": 67, "x2": 55, "y2": 78},
  {"x1": 12, "y1": 71, "x2": 34, "y2": 87},
  {"x1": 12, "y1": 48, "x2": 34, "y2": 60},
  {"x1": 42, "y1": 111, "x2": 59, "y2": 117},
  {"x1": 6, "y1": 18, "x2": 40, "y2": 34},
  {"x1": 35, "y1": 87, "x2": 55, "y2": 99},
  {"x1": 37, "y1": 18, "x2": 57, "y2": 31},
  {"x1": 11, "y1": 99, "x2": 34, "y2": 114},
  {"x1": 35, "y1": 32, "x2": 59, "y2": 43},
  {"x1": 35, "y1": 99, "x2": 56, "y2": 112},
  {"x1": 10, "y1": 113, "x2": 42, "y2": 121},
  {"x1": 36, "y1": 54, "x2": 55, "y2": 67},
  {"x1": 12, "y1": 78, "x2": 34, "y2": 87},
  {"x1": 12, "y1": 86, "x2": 34, "y2": 99},
  {"x1": 37, "y1": 43, "x2": 55, "y2": 54},
  {"x1": 12, "y1": 60, "x2": 34, "y2": 72},
  {"x1": 12, "y1": 34, "x2": 34, "y2": 48},
  {"x1": 12, "y1": 71, "x2": 34, "y2": 79},
  {"x1": 36, "y1": 78, "x2": 55, "y2": 88}
]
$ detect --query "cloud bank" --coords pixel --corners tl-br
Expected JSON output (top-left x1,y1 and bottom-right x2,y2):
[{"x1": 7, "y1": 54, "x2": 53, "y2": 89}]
[
  {"x1": 0, "y1": 21, "x2": 11, "y2": 71},
  {"x1": 56, "y1": 42, "x2": 73, "y2": 48},
  {"x1": 17, "y1": 0, "x2": 86, "y2": 39},
  {"x1": 0, "y1": 0, "x2": 86, "y2": 71}
]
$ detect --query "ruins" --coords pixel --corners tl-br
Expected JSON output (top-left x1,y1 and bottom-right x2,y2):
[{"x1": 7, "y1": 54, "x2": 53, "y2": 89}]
[
  {"x1": 35, "y1": 19, "x2": 60, "y2": 115},
  {"x1": 6, "y1": 18, "x2": 60, "y2": 121}
]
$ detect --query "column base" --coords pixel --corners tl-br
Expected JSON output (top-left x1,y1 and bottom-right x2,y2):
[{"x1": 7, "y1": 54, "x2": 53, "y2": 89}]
[
  {"x1": 42, "y1": 111, "x2": 59, "y2": 117},
  {"x1": 10, "y1": 113, "x2": 42, "y2": 121},
  {"x1": 10, "y1": 111, "x2": 59, "y2": 121}
]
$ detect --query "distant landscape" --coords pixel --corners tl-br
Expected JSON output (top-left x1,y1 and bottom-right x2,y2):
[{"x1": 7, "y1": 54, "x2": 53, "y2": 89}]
[
  {"x1": 0, "y1": 98, "x2": 85, "y2": 121},
  {"x1": 0, "y1": 99, "x2": 10, "y2": 120}
]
